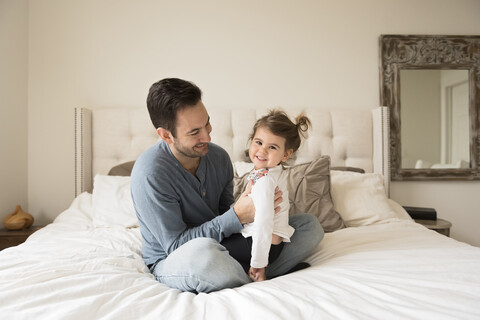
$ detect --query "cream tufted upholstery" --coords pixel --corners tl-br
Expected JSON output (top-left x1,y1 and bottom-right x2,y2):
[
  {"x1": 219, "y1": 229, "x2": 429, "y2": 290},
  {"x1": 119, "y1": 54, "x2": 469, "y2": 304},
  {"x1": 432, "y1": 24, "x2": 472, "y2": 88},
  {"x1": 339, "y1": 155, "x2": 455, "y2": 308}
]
[{"x1": 75, "y1": 106, "x2": 389, "y2": 196}]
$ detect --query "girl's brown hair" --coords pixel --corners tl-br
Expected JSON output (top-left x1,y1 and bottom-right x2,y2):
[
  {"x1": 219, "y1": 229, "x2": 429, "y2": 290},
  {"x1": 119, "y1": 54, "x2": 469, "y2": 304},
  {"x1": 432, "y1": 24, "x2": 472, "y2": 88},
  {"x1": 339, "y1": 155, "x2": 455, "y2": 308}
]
[{"x1": 249, "y1": 109, "x2": 311, "y2": 152}]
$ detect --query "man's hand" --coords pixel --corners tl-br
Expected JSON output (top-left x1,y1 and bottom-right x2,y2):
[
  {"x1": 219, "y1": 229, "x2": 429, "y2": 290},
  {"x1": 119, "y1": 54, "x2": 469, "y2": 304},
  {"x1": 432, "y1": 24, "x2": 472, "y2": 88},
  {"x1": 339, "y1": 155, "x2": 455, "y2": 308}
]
[
  {"x1": 273, "y1": 186, "x2": 283, "y2": 214},
  {"x1": 233, "y1": 182, "x2": 255, "y2": 224},
  {"x1": 233, "y1": 183, "x2": 283, "y2": 224}
]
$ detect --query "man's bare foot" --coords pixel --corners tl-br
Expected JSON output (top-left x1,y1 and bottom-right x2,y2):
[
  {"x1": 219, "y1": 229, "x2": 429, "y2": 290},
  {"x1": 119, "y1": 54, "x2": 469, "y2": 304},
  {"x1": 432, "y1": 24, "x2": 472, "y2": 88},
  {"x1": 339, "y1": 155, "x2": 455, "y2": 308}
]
[{"x1": 249, "y1": 267, "x2": 266, "y2": 282}]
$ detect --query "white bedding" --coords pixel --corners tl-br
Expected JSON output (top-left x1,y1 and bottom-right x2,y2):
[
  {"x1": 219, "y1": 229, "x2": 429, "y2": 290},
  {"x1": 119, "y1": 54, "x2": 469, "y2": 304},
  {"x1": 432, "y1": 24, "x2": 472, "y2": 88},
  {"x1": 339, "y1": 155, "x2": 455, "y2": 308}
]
[{"x1": 1, "y1": 193, "x2": 479, "y2": 320}]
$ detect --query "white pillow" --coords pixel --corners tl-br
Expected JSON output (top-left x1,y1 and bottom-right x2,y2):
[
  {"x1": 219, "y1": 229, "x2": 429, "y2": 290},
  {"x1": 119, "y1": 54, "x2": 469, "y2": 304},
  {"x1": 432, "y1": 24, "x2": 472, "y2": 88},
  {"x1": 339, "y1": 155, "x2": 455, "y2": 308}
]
[
  {"x1": 386, "y1": 198, "x2": 413, "y2": 221},
  {"x1": 91, "y1": 175, "x2": 139, "y2": 228},
  {"x1": 330, "y1": 171, "x2": 398, "y2": 227}
]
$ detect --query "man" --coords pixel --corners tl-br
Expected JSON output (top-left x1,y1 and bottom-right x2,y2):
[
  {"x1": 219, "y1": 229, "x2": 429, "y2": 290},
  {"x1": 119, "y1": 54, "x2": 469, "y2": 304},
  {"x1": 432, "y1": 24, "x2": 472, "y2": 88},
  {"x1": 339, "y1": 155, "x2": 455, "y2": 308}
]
[{"x1": 131, "y1": 78, "x2": 323, "y2": 293}]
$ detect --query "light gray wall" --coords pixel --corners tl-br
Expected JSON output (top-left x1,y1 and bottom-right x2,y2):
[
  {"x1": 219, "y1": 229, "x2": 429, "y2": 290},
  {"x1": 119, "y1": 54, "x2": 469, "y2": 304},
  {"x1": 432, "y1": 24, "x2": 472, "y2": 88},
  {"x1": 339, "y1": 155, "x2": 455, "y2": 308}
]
[{"x1": 0, "y1": 0, "x2": 28, "y2": 222}]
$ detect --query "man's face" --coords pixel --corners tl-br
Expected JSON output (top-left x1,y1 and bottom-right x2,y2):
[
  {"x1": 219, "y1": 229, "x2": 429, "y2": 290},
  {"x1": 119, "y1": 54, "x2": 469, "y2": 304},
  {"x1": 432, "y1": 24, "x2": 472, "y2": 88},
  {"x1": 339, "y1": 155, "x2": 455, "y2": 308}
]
[{"x1": 170, "y1": 101, "x2": 212, "y2": 161}]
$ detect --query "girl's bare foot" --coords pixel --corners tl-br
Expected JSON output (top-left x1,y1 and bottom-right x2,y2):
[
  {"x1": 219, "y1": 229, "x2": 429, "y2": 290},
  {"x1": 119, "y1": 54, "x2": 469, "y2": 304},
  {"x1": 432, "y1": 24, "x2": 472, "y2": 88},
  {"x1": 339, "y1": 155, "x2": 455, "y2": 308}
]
[{"x1": 249, "y1": 267, "x2": 266, "y2": 282}]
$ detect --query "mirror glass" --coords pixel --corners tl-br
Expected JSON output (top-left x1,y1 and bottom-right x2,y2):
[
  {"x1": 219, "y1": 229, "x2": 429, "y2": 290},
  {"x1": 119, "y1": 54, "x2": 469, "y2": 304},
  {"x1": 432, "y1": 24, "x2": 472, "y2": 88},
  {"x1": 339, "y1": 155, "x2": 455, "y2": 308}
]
[{"x1": 400, "y1": 69, "x2": 470, "y2": 169}]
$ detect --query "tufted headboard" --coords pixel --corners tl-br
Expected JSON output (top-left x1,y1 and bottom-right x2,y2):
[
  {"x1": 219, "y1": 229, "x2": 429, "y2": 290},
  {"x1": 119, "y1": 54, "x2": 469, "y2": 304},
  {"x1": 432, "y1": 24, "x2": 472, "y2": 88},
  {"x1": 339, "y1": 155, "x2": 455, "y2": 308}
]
[{"x1": 75, "y1": 106, "x2": 390, "y2": 196}]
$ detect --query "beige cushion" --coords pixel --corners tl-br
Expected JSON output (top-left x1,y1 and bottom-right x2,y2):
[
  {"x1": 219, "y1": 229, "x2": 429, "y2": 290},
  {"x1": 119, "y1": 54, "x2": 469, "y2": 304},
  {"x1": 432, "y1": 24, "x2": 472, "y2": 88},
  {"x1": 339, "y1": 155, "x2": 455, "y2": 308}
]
[
  {"x1": 234, "y1": 157, "x2": 345, "y2": 233},
  {"x1": 330, "y1": 166, "x2": 365, "y2": 174},
  {"x1": 108, "y1": 161, "x2": 135, "y2": 176}
]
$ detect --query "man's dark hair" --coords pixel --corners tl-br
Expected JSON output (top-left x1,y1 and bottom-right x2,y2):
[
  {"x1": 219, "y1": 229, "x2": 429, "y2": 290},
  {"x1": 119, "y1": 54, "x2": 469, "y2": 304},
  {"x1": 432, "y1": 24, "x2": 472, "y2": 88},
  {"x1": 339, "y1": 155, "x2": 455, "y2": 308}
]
[{"x1": 146, "y1": 78, "x2": 202, "y2": 137}]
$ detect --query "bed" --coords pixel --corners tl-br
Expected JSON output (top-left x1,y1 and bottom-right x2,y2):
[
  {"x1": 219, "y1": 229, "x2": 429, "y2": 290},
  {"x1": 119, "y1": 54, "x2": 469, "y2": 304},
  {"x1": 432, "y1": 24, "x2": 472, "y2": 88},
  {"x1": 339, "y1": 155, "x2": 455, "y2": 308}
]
[{"x1": 1, "y1": 106, "x2": 479, "y2": 320}]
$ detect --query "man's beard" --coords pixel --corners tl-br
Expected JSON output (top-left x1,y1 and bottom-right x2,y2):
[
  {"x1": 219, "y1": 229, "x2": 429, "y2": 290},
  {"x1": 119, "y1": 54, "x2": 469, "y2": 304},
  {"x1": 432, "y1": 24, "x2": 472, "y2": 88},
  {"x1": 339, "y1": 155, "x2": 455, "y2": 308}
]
[{"x1": 172, "y1": 140, "x2": 209, "y2": 159}]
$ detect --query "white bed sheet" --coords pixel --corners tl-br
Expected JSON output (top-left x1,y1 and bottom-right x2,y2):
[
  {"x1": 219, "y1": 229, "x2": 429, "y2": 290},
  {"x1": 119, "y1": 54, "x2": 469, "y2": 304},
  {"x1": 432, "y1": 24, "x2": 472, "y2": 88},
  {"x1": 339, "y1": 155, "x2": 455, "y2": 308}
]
[{"x1": 1, "y1": 193, "x2": 479, "y2": 320}]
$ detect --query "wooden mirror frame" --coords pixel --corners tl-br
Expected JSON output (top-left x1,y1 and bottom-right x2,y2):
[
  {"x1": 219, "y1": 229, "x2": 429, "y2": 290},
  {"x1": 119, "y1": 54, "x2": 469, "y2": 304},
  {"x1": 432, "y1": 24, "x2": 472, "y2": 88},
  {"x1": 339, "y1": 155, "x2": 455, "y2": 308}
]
[{"x1": 379, "y1": 34, "x2": 480, "y2": 180}]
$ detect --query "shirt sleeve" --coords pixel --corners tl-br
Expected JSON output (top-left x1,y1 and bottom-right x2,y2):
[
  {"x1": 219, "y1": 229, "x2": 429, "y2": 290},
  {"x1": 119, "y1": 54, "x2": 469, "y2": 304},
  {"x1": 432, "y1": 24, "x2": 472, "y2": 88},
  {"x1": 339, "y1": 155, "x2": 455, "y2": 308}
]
[{"x1": 249, "y1": 175, "x2": 277, "y2": 268}]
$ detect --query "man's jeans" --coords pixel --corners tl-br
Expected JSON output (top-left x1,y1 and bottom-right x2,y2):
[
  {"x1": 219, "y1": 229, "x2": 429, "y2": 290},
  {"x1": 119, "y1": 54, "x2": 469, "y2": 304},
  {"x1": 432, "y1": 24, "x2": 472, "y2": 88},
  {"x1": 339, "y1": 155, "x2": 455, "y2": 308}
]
[{"x1": 151, "y1": 213, "x2": 324, "y2": 293}]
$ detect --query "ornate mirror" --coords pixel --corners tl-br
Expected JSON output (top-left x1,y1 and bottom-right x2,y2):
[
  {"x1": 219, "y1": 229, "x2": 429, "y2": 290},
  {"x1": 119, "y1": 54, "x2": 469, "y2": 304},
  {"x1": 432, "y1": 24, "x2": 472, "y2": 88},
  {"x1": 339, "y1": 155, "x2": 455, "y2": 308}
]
[{"x1": 379, "y1": 34, "x2": 480, "y2": 180}]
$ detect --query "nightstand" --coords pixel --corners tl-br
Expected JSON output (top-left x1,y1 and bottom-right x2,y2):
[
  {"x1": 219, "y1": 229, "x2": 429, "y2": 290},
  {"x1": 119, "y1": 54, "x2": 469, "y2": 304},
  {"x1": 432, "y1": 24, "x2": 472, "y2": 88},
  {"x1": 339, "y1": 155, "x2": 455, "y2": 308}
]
[
  {"x1": 415, "y1": 219, "x2": 452, "y2": 237},
  {"x1": 0, "y1": 226, "x2": 43, "y2": 250}
]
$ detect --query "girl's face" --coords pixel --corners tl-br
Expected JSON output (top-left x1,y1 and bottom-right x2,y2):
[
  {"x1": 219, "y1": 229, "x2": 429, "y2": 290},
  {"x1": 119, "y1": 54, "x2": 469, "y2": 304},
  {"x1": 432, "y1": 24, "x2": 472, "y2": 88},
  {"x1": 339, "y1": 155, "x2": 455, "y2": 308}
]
[{"x1": 249, "y1": 127, "x2": 293, "y2": 169}]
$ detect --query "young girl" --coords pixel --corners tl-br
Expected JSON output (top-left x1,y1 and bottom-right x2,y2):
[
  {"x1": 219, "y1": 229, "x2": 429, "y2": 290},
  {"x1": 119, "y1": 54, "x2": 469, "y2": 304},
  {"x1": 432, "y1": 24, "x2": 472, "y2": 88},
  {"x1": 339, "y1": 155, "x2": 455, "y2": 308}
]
[{"x1": 241, "y1": 109, "x2": 311, "y2": 281}]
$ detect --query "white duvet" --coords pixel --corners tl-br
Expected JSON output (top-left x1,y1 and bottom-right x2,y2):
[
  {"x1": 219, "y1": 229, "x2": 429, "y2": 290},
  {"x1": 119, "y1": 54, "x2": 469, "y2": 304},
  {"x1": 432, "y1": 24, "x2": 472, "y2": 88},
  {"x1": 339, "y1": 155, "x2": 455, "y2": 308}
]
[{"x1": 1, "y1": 193, "x2": 480, "y2": 320}]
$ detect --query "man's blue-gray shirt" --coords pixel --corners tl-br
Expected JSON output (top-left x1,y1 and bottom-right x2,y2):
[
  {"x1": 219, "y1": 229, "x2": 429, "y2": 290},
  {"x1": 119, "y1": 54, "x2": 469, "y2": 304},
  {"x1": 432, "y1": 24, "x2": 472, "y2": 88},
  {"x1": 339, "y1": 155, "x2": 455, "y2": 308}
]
[{"x1": 131, "y1": 141, "x2": 243, "y2": 267}]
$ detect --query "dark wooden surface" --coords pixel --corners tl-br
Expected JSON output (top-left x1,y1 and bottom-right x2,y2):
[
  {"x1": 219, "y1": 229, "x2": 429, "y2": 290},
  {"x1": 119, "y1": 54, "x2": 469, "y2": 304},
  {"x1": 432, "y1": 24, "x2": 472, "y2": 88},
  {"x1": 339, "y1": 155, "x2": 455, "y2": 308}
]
[{"x1": 0, "y1": 226, "x2": 43, "y2": 250}]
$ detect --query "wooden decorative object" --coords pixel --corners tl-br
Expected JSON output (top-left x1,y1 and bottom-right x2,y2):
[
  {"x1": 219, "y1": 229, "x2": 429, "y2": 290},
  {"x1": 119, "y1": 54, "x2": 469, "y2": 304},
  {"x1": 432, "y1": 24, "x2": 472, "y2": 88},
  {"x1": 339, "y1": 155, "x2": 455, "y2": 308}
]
[{"x1": 3, "y1": 205, "x2": 34, "y2": 230}]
